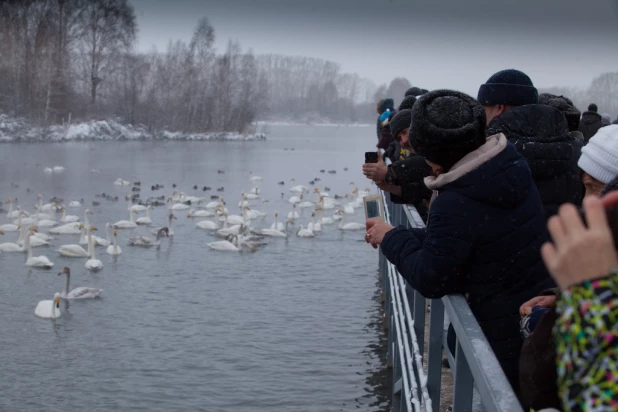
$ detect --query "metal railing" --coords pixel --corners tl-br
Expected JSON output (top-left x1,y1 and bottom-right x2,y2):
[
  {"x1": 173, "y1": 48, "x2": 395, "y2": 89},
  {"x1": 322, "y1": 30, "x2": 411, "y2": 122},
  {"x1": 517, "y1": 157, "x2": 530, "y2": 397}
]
[{"x1": 379, "y1": 191, "x2": 523, "y2": 412}]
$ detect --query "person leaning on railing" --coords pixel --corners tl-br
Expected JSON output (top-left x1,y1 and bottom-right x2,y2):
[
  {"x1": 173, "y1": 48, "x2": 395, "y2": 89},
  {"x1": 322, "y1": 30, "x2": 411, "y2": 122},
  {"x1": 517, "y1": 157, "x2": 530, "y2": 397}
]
[
  {"x1": 365, "y1": 89, "x2": 554, "y2": 403},
  {"x1": 362, "y1": 109, "x2": 432, "y2": 221}
]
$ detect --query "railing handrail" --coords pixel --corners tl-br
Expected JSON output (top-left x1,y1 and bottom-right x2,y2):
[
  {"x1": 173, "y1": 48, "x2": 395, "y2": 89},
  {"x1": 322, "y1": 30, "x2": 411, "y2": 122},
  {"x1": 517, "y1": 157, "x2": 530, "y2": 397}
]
[{"x1": 379, "y1": 188, "x2": 523, "y2": 412}]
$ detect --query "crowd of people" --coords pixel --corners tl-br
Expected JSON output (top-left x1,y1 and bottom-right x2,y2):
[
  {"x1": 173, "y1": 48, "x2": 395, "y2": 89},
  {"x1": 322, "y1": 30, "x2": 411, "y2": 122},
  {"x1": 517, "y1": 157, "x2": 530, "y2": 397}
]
[{"x1": 362, "y1": 69, "x2": 618, "y2": 411}]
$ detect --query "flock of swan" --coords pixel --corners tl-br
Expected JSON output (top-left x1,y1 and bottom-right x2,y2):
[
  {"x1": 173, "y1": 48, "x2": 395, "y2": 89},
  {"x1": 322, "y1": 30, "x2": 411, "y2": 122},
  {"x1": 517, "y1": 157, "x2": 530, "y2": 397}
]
[{"x1": 1, "y1": 169, "x2": 371, "y2": 320}]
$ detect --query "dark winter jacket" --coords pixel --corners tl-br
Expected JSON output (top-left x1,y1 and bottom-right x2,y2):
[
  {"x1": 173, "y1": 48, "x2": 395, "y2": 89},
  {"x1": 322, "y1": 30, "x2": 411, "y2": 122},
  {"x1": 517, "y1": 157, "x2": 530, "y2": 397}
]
[
  {"x1": 389, "y1": 155, "x2": 432, "y2": 221},
  {"x1": 377, "y1": 123, "x2": 394, "y2": 150},
  {"x1": 578, "y1": 111, "x2": 603, "y2": 141},
  {"x1": 380, "y1": 134, "x2": 554, "y2": 393},
  {"x1": 487, "y1": 104, "x2": 584, "y2": 219},
  {"x1": 384, "y1": 141, "x2": 403, "y2": 164},
  {"x1": 376, "y1": 98, "x2": 395, "y2": 138}
]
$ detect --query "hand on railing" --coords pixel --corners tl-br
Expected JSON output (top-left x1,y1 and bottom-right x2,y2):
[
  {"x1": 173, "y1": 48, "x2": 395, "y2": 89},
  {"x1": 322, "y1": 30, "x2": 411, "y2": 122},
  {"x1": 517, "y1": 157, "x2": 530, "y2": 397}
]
[{"x1": 365, "y1": 217, "x2": 394, "y2": 249}]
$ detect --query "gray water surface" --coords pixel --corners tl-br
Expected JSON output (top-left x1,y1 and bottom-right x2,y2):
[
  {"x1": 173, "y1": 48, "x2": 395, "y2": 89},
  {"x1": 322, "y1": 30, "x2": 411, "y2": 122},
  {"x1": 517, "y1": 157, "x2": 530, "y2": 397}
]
[{"x1": 0, "y1": 125, "x2": 387, "y2": 412}]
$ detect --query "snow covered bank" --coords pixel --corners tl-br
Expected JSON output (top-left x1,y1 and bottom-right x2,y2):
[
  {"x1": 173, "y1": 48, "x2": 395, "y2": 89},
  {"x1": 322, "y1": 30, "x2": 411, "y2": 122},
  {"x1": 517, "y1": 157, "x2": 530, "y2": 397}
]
[
  {"x1": 0, "y1": 114, "x2": 266, "y2": 142},
  {"x1": 257, "y1": 120, "x2": 371, "y2": 127}
]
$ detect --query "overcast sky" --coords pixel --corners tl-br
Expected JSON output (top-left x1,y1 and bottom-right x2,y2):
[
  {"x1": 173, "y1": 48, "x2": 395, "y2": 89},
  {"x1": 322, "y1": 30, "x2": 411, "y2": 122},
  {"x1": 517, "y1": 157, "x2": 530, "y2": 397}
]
[{"x1": 129, "y1": 0, "x2": 618, "y2": 96}]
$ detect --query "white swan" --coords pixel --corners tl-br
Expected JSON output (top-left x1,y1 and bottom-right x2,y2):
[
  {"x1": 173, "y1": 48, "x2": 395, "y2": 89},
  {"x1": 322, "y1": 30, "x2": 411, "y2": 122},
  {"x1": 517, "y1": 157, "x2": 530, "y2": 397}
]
[
  {"x1": 318, "y1": 208, "x2": 335, "y2": 225},
  {"x1": 60, "y1": 205, "x2": 79, "y2": 223},
  {"x1": 128, "y1": 228, "x2": 168, "y2": 247},
  {"x1": 249, "y1": 170, "x2": 263, "y2": 182},
  {"x1": 114, "y1": 178, "x2": 131, "y2": 186},
  {"x1": 0, "y1": 214, "x2": 19, "y2": 232},
  {"x1": 5, "y1": 198, "x2": 26, "y2": 219},
  {"x1": 196, "y1": 219, "x2": 219, "y2": 230},
  {"x1": 289, "y1": 178, "x2": 307, "y2": 193},
  {"x1": 49, "y1": 209, "x2": 88, "y2": 234},
  {"x1": 136, "y1": 205, "x2": 152, "y2": 225},
  {"x1": 296, "y1": 225, "x2": 316, "y2": 238},
  {"x1": 338, "y1": 210, "x2": 365, "y2": 230},
  {"x1": 249, "y1": 187, "x2": 260, "y2": 195},
  {"x1": 307, "y1": 211, "x2": 322, "y2": 232},
  {"x1": 43, "y1": 167, "x2": 54, "y2": 175},
  {"x1": 221, "y1": 206, "x2": 249, "y2": 226},
  {"x1": 68, "y1": 200, "x2": 81, "y2": 208},
  {"x1": 35, "y1": 206, "x2": 57, "y2": 227},
  {"x1": 187, "y1": 209, "x2": 215, "y2": 218},
  {"x1": 35, "y1": 293, "x2": 61, "y2": 319},
  {"x1": 152, "y1": 214, "x2": 176, "y2": 236},
  {"x1": 342, "y1": 195, "x2": 355, "y2": 215},
  {"x1": 297, "y1": 194, "x2": 314, "y2": 209},
  {"x1": 93, "y1": 223, "x2": 112, "y2": 247},
  {"x1": 287, "y1": 203, "x2": 300, "y2": 220},
  {"x1": 113, "y1": 208, "x2": 138, "y2": 229},
  {"x1": 85, "y1": 226, "x2": 103, "y2": 271},
  {"x1": 205, "y1": 197, "x2": 224, "y2": 210},
  {"x1": 270, "y1": 212, "x2": 285, "y2": 231},
  {"x1": 167, "y1": 197, "x2": 190, "y2": 211},
  {"x1": 57, "y1": 226, "x2": 90, "y2": 257},
  {"x1": 208, "y1": 234, "x2": 240, "y2": 252},
  {"x1": 58, "y1": 267, "x2": 102, "y2": 299},
  {"x1": 260, "y1": 219, "x2": 293, "y2": 238},
  {"x1": 53, "y1": 165, "x2": 65, "y2": 173},
  {"x1": 0, "y1": 226, "x2": 26, "y2": 252},
  {"x1": 288, "y1": 195, "x2": 301, "y2": 204},
  {"x1": 106, "y1": 229, "x2": 123, "y2": 255},
  {"x1": 25, "y1": 229, "x2": 54, "y2": 268}
]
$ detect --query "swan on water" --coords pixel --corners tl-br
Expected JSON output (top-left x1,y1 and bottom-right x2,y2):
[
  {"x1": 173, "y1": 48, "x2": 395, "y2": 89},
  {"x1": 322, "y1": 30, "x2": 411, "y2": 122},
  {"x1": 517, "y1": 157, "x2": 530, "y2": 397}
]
[
  {"x1": 136, "y1": 205, "x2": 152, "y2": 225},
  {"x1": 38, "y1": 195, "x2": 56, "y2": 212},
  {"x1": 53, "y1": 166, "x2": 65, "y2": 173},
  {"x1": 296, "y1": 224, "x2": 316, "y2": 238},
  {"x1": 270, "y1": 212, "x2": 285, "y2": 231},
  {"x1": 57, "y1": 226, "x2": 90, "y2": 257},
  {"x1": 317, "y1": 208, "x2": 335, "y2": 225},
  {"x1": 35, "y1": 292, "x2": 61, "y2": 319},
  {"x1": 307, "y1": 211, "x2": 322, "y2": 232},
  {"x1": 187, "y1": 209, "x2": 215, "y2": 218},
  {"x1": 289, "y1": 178, "x2": 308, "y2": 193},
  {"x1": 6, "y1": 198, "x2": 26, "y2": 219},
  {"x1": 342, "y1": 195, "x2": 355, "y2": 215},
  {"x1": 196, "y1": 219, "x2": 219, "y2": 230},
  {"x1": 68, "y1": 200, "x2": 81, "y2": 208},
  {"x1": 167, "y1": 197, "x2": 190, "y2": 210},
  {"x1": 208, "y1": 234, "x2": 240, "y2": 252},
  {"x1": 288, "y1": 194, "x2": 301, "y2": 204},
  {"x1": 287, "y1": 203, "x2": 300, "y2": 220},
  {"x1": 49, "y1": 210, "x2": 89, "y2": 234},
  {"x1": 106, "y1": 229, "x2": 123, "y2": 255},
  {"x1": 297, "y1": 194, "x2": 314, "y2": 209},
  {"x1": 128, "y1": 228, "x2": 168, "y2": 247},
  {"x1": 204, "y1": 199, "x2": 222, "y2": 209},
  {"x1": 0, "y1": 214, "x2": 19, "y2": 232},
  {"x1": 249, "y1": 187, "x2": 260, "y2": 195},
  {"x1": 58, "y1": 267, "x2": 102, "y2": 299},
  {"x1": 44, "y1": 167, "x2": 54, "y2": 175},
  {"x1": 249, "y1": 170, "x2": 263, "y2": 182},
  {"x1": 221, "y1": 206, "x2": 249, "y2": 226},
  {"x1": 114, "y1": 178, "x2": 132, "y2": 186},
  {"x1": 152, "y1": 214, "x2": 176, "y2": 236},
  {"x1": 25, "y1": 228, "x2": 54, "y2": 268},
  {"x1": 85, "y1": 226, "x2": 103, "y2": 271},
  {"x1": 59, "y1": 205, "x2": 79, "y2": 223},
  {"x1": 0, "y1": 225, "x2": 26, "y2": 252},
  {"x1": 259, "y1": 219, "x2": 293, "y2": 238},
  {"x1": 113, "y1": 208, "x2": 138, "y2": 229},
  {"x1": 35, "y1": 206, "x2": 58, "y2": 227},
  {"x1": 337, "y1": 210, "x2": 365, "y2": 230},
  {"x1": 94, "y1": 223, "x2": 112, "y2": 247}
]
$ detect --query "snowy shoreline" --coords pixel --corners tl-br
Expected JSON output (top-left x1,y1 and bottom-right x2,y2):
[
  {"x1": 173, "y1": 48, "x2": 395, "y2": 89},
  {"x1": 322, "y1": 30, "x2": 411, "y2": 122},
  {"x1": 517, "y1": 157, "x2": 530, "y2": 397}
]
[
  {"x1": 257, "y1": 121, "x2": 372, "y2": 127},
  {"x1": 0, "y1": 114, "x2": 266, "y2": 142}
]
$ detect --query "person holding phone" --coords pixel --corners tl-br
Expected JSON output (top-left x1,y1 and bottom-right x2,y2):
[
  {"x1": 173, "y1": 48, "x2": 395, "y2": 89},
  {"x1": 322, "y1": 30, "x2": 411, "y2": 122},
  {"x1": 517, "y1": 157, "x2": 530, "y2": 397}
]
[{"x1": 366, "y1": 90, "x2": 553, "y2": 402}]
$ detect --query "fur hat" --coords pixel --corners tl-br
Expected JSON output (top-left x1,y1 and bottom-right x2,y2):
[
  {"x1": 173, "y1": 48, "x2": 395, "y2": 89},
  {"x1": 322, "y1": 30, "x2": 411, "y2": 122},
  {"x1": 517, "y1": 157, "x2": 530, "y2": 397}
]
[
  {"x1": 410, "y1": 90, "x2": 487, "y2": 171},
  {"x1": 398, "y1": 95, "x2": 417, "y2": 111},
  {"x1": 538, "y1": 93, "x2": 581, "y2": 132},
  {"x1": 405, "y1": 87, "x2": 425, "y2": 97},
  {"x1": 477, "y1": 69, "x2": 538, "y2": 106},
  {"x1": 389, "y1": 109, "x2": 412, "y2": 141}
]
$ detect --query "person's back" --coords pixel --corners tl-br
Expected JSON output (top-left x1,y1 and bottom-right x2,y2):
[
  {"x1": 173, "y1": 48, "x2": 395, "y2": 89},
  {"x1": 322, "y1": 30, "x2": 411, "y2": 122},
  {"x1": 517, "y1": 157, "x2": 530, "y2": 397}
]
[
  {"x1": 478, "y1": 69, "x2": 583, "y2": 218},
  {"x1": 579, "y1": 103, "x2": 603, "y2": 141},
  {"x1": 374, "y1": 89, "x2": 554, "y2": 397}
]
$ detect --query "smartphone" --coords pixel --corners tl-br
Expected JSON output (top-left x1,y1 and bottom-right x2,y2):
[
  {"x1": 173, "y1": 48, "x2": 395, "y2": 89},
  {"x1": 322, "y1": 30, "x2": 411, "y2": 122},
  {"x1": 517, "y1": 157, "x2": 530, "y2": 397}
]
[
  {"x1": 579, "y1": 205, "x2": 618, "y2": 244},
  {"x1": 364, "y1": 195, "x2": 385, "y2": 221},
  {"x1": 365, "y1": 152, "x2": 378, "y2": 163}
]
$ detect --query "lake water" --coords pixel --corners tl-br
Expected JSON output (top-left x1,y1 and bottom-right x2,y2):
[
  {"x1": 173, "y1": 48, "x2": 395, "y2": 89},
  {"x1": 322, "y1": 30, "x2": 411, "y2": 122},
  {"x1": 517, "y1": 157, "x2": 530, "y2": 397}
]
[{"x1": 0, "y1": 124, "x2": 388, "y2": 412}]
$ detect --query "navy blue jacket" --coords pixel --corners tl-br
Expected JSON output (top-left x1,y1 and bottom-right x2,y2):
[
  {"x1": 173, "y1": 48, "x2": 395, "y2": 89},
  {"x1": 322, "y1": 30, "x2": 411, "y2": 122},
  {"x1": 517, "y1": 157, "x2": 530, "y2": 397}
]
[{"x1": 380, "y1": 141, "x2": 554, "y2": 391}]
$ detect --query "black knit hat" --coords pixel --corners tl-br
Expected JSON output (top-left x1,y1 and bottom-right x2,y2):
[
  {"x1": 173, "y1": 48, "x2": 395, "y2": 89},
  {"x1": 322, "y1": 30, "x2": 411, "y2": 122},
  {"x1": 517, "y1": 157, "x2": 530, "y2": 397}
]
[
  {"x1": 405, "y1": 87, "x2": 425, "y2": 97},
  {"x1": 389, "y1": 109, "x2": 412, "y2": 141},
  {"x1": 477, "y1": 69, "x2": 538, "y2": 106},
  {"x1": 398, "y1": 95, "x2": 417, "y2": 111},
  {"x1": 538, "y1": 93, "x2": 581, "y2": 132},
  {"x1": 410, "y1": 89, "x2": 487, "y2": 171}
]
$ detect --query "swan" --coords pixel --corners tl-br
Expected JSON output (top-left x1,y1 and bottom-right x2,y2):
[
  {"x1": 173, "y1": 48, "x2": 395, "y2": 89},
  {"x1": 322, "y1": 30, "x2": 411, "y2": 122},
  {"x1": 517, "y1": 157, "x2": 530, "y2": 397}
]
[
  {"x1": 38, "y1": 195, "x2": 56, "y2": 212},
  {"x1": 289, "y1": 178, "x2": 308, "y2": 193},
  {"x1": 221, "y1": 206, "x2": 249, "y2": 226},
  {"x1": 296, "y1": 225, "x2": 316, "y2": 238},
  {"x1": 57, "y1": 226, "x2": 90, "y2": 257},
  {"x1": 93, "y1": 223, "x2": 112, "y2": 247},
  {"x1": 288, "y1": 195, "x2": 301, "y2": 204},
  {"x1": 0, "y1": 212, "x2": 20, "y2": 232},
  {"x1": 238, "y1": 194, "x2": 250, "y2": 208},
  {"x1": 58, "y1": 267, "x2": 102, "y2": 299},
  {"x1": 167, "y1": 197, "x2": 190, "y2": 210},
  {"x1": 35, "y1": 206, "x2": 58, "y2": 227},
  {"x1": 270, "y1": 212, "x2": 285, "y2": 231},
  {"x1": 205, "y1": 199, "x2": 222, "y2": 209},
  {"x1": 24, "y1": 225, "x2": 50, "y2": 247},
  {"x1": 25, "y1": 229, "x2": 54, "y2": 268},
  {"x1": 44, "y1": 167, "x2": 54, "y2": 175},
  {"x1": 34, "y1": 293, "x2": 61, "y2": 319},
  {"x1": 287, "y1": 203, "x2": 300, "y2": 220},
  {"x1": 249, "y1": 187, "x2": 260, "y2": 195},
  {"x1": 85, "y1": 226, "x2": 103, "y2": 271},
  {"x1": 136, "y1": 205, "x2": 152, "y2": 225},
  {"x1": 187, "y1": 209, "x2": 214, "y2": 218},
  {"x1": 246, "y1": 199, "x2": 267, "y2": 220},
  {"x1": 260, "y1": 219, "x2": 293, "y2": 238},
  {"x1": 114, "y1": 178, "x2": 131, "y2": 186},
  {"x1": 317, "y1": 208, "x2": 335, "y2": 225},
  {"x1": 338, "y1": 210, "x2": 365, "y2": 230},
  {"x1": 68, "y1": 200, "x2": 81, "y2": 208},
  {"x1": 245, "y1": 192, "x2": 259, "y2": 200},
  {"x1": 249, "y1": 170, "x2": 263, "y2": 182},
  {"x1": 59, "y1": 205, "x2": 79, "y2": 223},
  {"x1": 128, "y1": 228, "x2": 168, "y2": 247},
  {"x1": 0, "y1": 225, "x2": 26, "y2": 252},
  {"x1": 307, "y1": 211, "x2": 322, "y2": 232},
  {"x1": 208, "y1": 234, "x2": 241, "y2": 252},
  {"x1": 6, "y1": 198, "x2": 26, "y2": 219},
  {"x1": 106, "y1": 229, "x2": 123, "y2": 255},
  {"x1": 297, "y1": 194, "x2": 314, "y2": 209},
  {"x1": 196, "y1": 219, "x2": 219, "y2": 230},
  {"x1": 49, "y1": 210, "x2": 90, "y2": 234},
  {"x1": 53, "y1": 166, "x2": 65, "y2": 173},
  {"x1": 113, "y1": 209, "x2": 138, "y2": 229},
  {"x1": 342, "y1": 195, "x2": 355, "y2": 215},
  {"x1": 152, "y1": 214, "x2": 177, "y2": 236}
]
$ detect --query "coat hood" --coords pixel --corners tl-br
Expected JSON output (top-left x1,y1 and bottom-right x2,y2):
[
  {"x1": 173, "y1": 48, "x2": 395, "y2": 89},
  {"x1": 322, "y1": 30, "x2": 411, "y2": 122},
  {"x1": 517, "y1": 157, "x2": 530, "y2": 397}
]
[
  {"x1": 581, "y1": 111, "x2": 602, "y2": 125},
  {"x1": 425, "y1": 134, "x2": 533, "y2": 208}
]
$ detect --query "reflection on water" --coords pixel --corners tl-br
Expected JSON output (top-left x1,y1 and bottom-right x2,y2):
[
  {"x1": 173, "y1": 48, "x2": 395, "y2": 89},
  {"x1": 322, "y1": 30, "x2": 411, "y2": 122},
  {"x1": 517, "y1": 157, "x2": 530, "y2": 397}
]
[{"x1": 0, "y1": 124, "x2": 388, "y2": 411}]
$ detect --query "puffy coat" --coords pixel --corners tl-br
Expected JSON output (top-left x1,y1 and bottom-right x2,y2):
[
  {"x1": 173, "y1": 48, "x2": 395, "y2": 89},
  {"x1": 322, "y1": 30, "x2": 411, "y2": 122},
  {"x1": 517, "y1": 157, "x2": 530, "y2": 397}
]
[
  {"x1": 380, "y1": 134, "x2": 554, "y2": 393},
  {"x1": 487, "y1": 104, "x2": 584, "y2": 219},
  {"x1": 578, "y1": 111, "x2": 603, "y2": 141}
]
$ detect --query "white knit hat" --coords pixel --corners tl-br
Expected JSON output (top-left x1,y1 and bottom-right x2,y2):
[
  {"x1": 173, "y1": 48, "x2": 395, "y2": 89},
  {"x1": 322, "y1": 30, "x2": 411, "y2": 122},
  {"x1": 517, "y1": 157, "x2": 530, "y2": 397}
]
[{"x1": 578, "y1": 125, "x2": 618, "y2": 184}]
